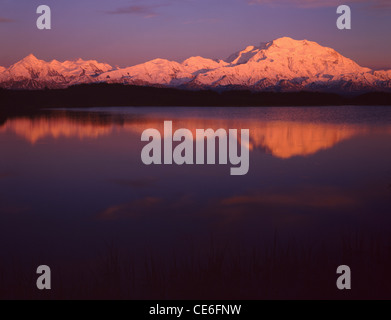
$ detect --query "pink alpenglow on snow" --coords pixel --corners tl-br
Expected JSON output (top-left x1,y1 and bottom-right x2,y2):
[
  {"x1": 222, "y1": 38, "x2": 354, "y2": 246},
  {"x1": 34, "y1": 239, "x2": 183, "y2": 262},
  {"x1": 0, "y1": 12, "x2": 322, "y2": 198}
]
[{"x1": 0, "y1": 38, "x2": 390, "y2": 93}]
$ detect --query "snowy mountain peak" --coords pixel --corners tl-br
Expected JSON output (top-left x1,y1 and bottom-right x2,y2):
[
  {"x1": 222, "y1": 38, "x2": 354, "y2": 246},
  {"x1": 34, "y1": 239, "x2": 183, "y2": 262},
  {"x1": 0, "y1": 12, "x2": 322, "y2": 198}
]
[
  {"x1": 15, "y1": 54, "x2": 48, "y2": 70},
  {"x1": 16, "y1": 54, "x2": 46, "y2": 68},
  {"x1": 225, "y1": 37, "x2": 307, "y2": 61},
  {"x1": 22, "y1": 53, "x2": 40, "y2": 62},
  {"x1": 271, "y1": 37, "x2": 304, "y2": 47}
]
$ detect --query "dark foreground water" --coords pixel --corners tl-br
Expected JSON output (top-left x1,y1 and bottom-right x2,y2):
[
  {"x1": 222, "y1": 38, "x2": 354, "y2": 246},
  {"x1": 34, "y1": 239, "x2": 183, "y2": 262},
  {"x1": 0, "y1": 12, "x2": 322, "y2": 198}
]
[{"x1": 1, "y1": 106, "x2": 391, "y2": 299}]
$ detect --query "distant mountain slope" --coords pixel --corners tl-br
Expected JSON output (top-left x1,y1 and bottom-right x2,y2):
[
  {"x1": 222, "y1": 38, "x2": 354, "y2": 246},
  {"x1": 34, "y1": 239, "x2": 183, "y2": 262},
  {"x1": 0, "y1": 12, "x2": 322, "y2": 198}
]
[{"x1": 1, "y1": 37, "x2": 390, "y2": 93}]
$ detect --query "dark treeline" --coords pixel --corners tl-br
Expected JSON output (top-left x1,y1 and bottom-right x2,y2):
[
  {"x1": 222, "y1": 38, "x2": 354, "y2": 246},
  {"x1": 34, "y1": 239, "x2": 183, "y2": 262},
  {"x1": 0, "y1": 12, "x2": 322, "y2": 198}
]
[{"x1": 1, "y1": 83, "x2": 391, "y2": 112}]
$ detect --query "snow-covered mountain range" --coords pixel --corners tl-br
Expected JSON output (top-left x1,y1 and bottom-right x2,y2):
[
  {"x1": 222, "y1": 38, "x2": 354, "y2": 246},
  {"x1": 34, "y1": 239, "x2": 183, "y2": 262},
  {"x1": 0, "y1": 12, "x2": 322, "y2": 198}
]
[
  {"x1": 0, "y1": 54, "x2": 112, "y2": 90},
  {"x1": 1, "y1": 37, "x2": 390, "y2": 92}
]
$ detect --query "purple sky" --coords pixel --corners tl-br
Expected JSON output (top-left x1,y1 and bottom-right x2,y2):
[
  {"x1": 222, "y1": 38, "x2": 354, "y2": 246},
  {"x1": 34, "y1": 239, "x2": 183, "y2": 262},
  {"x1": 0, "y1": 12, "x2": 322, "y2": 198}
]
[{"x1": 0, "y1": 0, "x2": 390, "y2": 69}]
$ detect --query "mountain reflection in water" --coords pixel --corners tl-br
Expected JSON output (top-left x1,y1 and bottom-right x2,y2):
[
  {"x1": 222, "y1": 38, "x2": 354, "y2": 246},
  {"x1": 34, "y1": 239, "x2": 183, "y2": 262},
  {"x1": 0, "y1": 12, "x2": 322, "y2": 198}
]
[
  {"x1": 1, "y1": 106, "x2": 391, "y2": 299},
  {"x1": 2, "y1": 109, "x2": 390, "y2": 159}
]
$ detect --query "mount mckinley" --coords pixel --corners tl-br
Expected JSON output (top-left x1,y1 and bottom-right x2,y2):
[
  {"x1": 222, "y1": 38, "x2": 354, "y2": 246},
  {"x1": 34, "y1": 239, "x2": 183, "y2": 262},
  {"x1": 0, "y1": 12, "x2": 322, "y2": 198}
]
[{"x1": 1, "y1": 37, "x2": 391, "y2": 93}]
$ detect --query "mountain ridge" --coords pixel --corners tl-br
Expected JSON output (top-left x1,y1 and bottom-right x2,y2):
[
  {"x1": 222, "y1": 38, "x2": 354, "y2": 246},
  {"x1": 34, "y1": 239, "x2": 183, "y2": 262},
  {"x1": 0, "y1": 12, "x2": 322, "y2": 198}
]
[{"x1": 1, "y1": 37, "x2": 390, "y2": 93}]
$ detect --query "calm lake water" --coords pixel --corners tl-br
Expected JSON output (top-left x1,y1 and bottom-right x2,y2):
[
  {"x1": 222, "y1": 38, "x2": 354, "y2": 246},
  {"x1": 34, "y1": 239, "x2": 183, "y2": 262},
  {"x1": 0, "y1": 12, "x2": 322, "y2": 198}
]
[{"x1": 1, "y1": 106, "x2": 391, "y2": 298}]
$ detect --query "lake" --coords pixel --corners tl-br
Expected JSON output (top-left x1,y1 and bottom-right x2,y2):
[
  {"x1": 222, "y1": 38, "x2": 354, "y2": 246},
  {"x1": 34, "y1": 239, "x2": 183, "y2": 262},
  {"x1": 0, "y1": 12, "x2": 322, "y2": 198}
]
[{"x1": 1, "y1": 106, "x2": 391, "y2": 299}]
